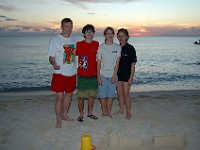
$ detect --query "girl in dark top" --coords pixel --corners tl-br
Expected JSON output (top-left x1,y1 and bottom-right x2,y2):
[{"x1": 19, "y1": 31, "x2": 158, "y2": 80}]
[{"x1": 116, "y1": 28, "x2": 137, "y2": 120}]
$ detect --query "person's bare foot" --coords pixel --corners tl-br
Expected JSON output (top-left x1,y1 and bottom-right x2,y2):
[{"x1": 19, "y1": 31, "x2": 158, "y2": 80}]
[
  {"x1": 55, "y1": 123, "x2": 61, "y2": 128},
  {"x1": 102, "y1": 113, "x2": 107, "y2": 117},
  {"x1": 56, "y1": 118, "x2": 61, "y2": 128},
  {"x1": 107, "y1": 114, "x2": 112, "y2": 118},
  {"x1": 113, "y1": 111, "x2": 123, "y2": 115},
  {"x1": 125, "y1": 114, "x2": 131, "y2": 120},
  {"x1": 62, "y1": 115, "x2": 74, "y2": 121}
]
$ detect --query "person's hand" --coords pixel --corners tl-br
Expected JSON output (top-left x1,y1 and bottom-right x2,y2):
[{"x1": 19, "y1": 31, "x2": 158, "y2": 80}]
[
  {"x1": 128, "y1": 78, "x2": 133, "y2": 86},
  {"x1": 53, "y1": 63, "x2": 60, "y2": 70},
  {"x1": 98, "y1": 76, "x2": 103, "y2": 85},
  {"x1": 110, "y1": 76, "x2": 116, "y2": 84}
]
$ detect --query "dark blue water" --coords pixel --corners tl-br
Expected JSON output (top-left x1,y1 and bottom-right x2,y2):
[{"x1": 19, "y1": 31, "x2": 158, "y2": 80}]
[{"x1": 0, "y1": 36, "x2": 199, "y2": 92}]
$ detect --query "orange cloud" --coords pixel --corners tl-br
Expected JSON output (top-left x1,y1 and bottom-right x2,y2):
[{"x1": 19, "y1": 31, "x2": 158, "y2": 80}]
[
  {"x1": 1, "y1": 21, "x2": 200, "y2": 37},
  {"x1": 126, "y1": 28, "x2": 150, "y2": 36}
]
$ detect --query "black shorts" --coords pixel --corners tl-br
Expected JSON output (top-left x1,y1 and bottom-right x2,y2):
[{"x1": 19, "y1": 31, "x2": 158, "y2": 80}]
[{"x1": 118, "y1": 73, "x2": 130, "y2": 82}]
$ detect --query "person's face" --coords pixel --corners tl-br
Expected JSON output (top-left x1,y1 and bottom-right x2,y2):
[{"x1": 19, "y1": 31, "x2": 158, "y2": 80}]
[
  {"x1": 105, "y1": 30, "x2": 114, "y2": 41},
  {"x1": 117, "y1": 31, "x2": 128, "y2": 45},
  {"x1": 84, "y1": 29, "x2": 94, "y2": 39},
  {"x1": 61, "y1": 22, "x2": 73, "y2": 36}
]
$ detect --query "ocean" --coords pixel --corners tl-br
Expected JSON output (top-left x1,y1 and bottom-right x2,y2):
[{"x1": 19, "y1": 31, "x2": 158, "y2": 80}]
[{"x1": 0, "y1": 35, "x2": 199, "y2": 92}]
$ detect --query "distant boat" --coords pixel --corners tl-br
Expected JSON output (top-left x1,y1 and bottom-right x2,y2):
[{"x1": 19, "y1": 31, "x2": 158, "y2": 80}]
[{"x1": 194, "y1": 40, "x2": 200, "y2": 45}]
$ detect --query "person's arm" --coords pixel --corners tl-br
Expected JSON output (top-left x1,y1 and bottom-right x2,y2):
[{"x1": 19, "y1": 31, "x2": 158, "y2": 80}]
[
  {"x1": 111, "y1": 57, "x2": 120, "y2": 84},
  {"x1": 128, "y1": 62, "x2": 136, "y2": 85},
  {"x1": 128, "y1": 45, "x2": 137, "y2": 85},
  {"x1": 49, "y1": 56, "x2": 60, "y2": 70},
  {"x1": 97, "y1": 59, "x2": 102, "y2": 85}
]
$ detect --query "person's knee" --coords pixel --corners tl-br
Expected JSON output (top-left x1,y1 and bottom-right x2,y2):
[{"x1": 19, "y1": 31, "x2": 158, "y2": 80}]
[
  {"x1": 65, "y1": 93, "x2": 73, "y2": 98},
  {"x1": 78, "y1": 97, "x2": 84, "y2": 100},
  {"x1": 124, "y1": 94, "x2": 130, "y2": 100},
  {"x1": 118, "y1": 94, "x2": 124, "y2": 100},
  {"x1": 56, "y1": 98, "x2": 62, "y2": 104},
  {"x1": 56, "y1": 94, "x2": 63, "y2": 102}
]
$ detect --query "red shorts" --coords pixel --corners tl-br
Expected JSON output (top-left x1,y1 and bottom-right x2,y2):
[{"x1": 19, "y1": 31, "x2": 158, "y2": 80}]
[{"x1": 51, "y1": 74, "x2": 76, "y2": 93}]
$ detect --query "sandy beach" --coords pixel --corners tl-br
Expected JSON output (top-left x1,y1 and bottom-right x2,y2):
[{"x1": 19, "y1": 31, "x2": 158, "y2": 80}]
[{"x1": 0, "y1": 90, "x2": 199, "y2": 150}]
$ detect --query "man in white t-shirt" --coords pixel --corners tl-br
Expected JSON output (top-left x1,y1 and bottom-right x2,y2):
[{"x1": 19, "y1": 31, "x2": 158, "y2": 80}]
[{"x1": 48, "y1": 18, "x2": 77, "y2": 128}]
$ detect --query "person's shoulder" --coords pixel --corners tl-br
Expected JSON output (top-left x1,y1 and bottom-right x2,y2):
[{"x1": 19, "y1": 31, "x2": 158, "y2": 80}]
[
  {"x1": 50, "y1": 34, "x2": 61, "y2": 42},
  {"x1": 113, "y1": 42, "x2": 120, "y2": 46},
  {"x1": 77, "y1": 40, "x2": 85, "y2": 44},
  {"x1": 69, "y1": 35, "x2": 77, "y2": 42},
  {"x1": 113, "y1": 42, "x2": 121, "y2": 49},
  {"x1": 91, "y1": 41, "x2": 99, "y2": 48},
  {"x1": 98, "y1": 43, "x2": 105, "y2": 50},
  {"x1": 126, "y1": 43, "x2": 135, "y2": 50},
  {"x1": 99, "y1": 42, "x2": 105, "y2": 47},
  {"x1": 126, "y1": 43, "x2": 133, "y2": 47},
  {"x1": 92, "y1": 40, "x2": 99, "y2": 45},
  {"x1": 52, "y1": 34, "x2": 60, "y2": 39}
]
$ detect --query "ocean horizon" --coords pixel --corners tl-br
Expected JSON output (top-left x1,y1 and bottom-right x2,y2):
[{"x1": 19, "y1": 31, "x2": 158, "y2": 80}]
[{"x1": 0, "y1": 35, "x2": 199, "y2": 92}]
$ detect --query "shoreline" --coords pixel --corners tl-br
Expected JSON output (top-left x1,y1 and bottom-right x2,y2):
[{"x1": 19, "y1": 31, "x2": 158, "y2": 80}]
[
  {"x1": 0, "y1": 89, "x2": 199, "y2": 101},
  {"x1": 0, "y1": 89, "x2": 200, "y2": 150}
]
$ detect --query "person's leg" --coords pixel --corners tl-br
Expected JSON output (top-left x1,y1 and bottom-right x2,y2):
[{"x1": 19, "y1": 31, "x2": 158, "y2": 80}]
[
  {"x1": 87, "y1": 96, "x2": 98, "y2": 119},
  {"x1": 55, "y1": 92, "x2": 64, "y2": 128},
  {"x1": 77, "y1": 76, "x2": 85, "y2": 121},
  {"x1": 78, "y1": 97, "x2": 84, "y2": 117},
  {"x1": 88, "y1": 96, "x2": 94, "y2": 116},
  {"x1": 62, "y1": 92, "x2": 74, "y2": 121},
  {"x1": 107, "y1": 97, "x2": 113, "y2": 117},
  {"x1": 87, "y1": 77, "x2": 98, "y2": 118},
  {"x1": 62, "y1": 75, "x2": 76, "y2": 121},
  {"x1": 107, "y1": 77, "x2": 116, "y2": 117},
  {"x1": 77, "y1": 97, "x2": 84, "y2": 122},
  {"x1": 116, "y1": 81, "x2": 124, "y2": 114},
  {"x1": 100, "y1": 98, "x2": 107, "y2": 116},
  {"x1": 51, "y1": 74, "x2": 65, "y2": 128},
  {"x1": 123, "y1": 82, "x2": 132, "y2": 120},
  {"x1": 98, "y1": 75, "x2": 107, "y2": 117}
]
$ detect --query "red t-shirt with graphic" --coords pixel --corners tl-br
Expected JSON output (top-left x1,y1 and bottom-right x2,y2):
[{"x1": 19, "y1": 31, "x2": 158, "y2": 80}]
[{"x1": 76, "y1": 40, "x2": 99, "y2": 77}]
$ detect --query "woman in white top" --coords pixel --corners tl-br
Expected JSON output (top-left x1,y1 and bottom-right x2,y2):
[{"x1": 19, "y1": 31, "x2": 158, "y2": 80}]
[{"x1": 97, "y1": 27, "x2": 121, "y2": 117}]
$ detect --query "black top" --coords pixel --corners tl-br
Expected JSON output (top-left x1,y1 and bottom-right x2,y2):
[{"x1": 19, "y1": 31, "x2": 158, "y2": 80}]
[{"x1": 117, "y1": 43, "x2": 137, "y2": 81}]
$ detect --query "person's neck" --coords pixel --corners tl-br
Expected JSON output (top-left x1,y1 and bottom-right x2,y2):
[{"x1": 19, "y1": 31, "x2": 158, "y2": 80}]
[
  {"x1": 105, "y1": 40, "x2": 113, "y2": 45},
  {"x1": 61, "y1": 33, "x2": 70, "y2": 38},
  {"x1": 85, "y1": 38, "x2": 92, "y2": 43},
  {"x1": 120, "y1": 42, "x2": 127, "y2": 47}
]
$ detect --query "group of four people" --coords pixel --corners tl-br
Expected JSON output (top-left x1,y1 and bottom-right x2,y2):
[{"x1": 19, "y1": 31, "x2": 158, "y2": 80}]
[{"x1": 48, "y1": 18, "x2": 137, "y2": 128}]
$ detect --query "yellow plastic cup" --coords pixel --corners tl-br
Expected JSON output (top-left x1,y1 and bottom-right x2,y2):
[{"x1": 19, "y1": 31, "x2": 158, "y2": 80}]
[{"x1": 80, "y1": 134, "x2": 92, "y2": 150}]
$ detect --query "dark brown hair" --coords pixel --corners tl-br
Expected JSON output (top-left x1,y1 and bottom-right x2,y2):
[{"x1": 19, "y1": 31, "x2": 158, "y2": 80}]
[
  {"x1": 117, "y1": 28, "x2": 129, "y2": 40},
  {"x1": 82, "y1": 24, "x2": 95, "y2": 33}
]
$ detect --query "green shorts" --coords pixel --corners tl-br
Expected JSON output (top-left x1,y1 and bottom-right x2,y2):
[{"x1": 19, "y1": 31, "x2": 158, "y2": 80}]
[{"x1": 77, "y1": 76, "x2": 98, "y2": 97}]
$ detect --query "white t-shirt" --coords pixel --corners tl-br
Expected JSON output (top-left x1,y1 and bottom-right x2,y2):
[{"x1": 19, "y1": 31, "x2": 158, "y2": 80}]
[
  {"x1": 48, "y1": 34, "x2": 77, "y2": 76},
  {"x1": 97, "y1": 42, "x2": 121, "y2": 77}
]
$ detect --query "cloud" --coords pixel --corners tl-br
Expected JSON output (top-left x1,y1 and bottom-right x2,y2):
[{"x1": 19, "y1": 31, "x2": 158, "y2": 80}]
[
  {"x1": 63, "y1": 0, "x2": 137, "y2": 3},
  {"x1": 88, "y1": 13, "x2": 96, "y2": 15},
  {"x1": 0, "y1": 25, "x2": 60, "y2": 36},
  {"x1": 0, "y1": 15, "x2": 18, "y2": 22},
  {"x1": 0, "y1": 23, "x2": 199, "y2": 37},
  {"x1": 5, "y1": 18, "x2": 18, "y2": 21},
  {"x1": 190, "y1": 27, "x2": 200, "y2": 34},
  {"x1": 0, "y1": 15, "x2": 6, "y2": 19},
  {"x1": 127, "y1": 25, "x2": 200, "y2": 36},
  {"x1": 0, "y1": 4, "x2": 15, "y2": 12},
  {"x1": 62, "y1": 0, "x2": 138, "y2": 9}
]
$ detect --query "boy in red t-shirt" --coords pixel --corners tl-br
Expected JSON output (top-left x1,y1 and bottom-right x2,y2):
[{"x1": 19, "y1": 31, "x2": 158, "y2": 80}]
[{"x1": 76, "y1": 24, "x2": 99, "y2": 122}]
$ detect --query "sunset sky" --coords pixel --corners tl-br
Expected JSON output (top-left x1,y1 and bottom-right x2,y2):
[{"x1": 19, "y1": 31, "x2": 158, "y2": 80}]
[{"x1": 0, "y1": 0, "x2": 200, "y2": 36}]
